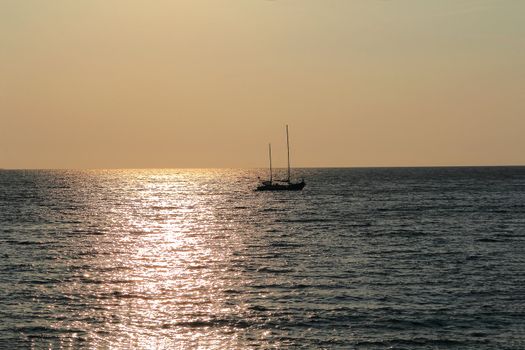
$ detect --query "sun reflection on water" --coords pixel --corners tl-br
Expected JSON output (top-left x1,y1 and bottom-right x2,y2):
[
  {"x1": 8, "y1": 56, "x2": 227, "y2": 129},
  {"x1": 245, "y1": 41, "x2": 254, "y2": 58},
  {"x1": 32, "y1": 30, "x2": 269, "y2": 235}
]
[{"x1": 47, "y1": 170, "x2": 257, "y2": 349}]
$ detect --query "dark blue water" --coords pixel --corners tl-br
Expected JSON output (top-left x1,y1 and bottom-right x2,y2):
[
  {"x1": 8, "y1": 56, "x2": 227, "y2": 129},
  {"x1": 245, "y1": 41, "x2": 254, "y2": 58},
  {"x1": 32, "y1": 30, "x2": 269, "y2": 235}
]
[{"x1": 1, "y1": 167, "x2": 524, "y2": 349}]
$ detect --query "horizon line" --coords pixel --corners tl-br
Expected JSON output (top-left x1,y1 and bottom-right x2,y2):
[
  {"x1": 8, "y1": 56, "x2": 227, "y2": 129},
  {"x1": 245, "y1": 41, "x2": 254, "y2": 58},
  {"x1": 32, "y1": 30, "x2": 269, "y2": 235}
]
[{"x1": 1, "y1": 164, "x2": 525, "y2": 171}]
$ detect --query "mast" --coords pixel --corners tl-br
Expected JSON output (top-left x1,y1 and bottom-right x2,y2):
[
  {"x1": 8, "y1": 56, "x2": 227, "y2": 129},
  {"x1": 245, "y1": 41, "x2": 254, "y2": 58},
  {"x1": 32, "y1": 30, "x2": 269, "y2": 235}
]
[
  {"x1": 268, "y1": 143, "x2": 273, "y2": 183},
  {"x1": 286, "y1": 125, "x2": 291, "y2": 183}
]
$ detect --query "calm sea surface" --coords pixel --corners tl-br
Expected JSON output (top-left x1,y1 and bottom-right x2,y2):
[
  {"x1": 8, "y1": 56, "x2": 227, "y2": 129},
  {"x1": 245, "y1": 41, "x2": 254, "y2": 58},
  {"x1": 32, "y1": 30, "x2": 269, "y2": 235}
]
[{"x1": 0, "y1": 168, "x2": 524, "y2": 349}]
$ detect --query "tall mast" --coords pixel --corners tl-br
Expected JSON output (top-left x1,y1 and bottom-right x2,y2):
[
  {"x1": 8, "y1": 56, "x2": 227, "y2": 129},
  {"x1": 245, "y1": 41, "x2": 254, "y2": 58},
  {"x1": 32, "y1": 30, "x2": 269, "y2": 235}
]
[
  {"x1": 269, "y1": 143, "x2": 273, "y2": 183},
  {"x1": 286, "y1": 125, "x2": 290, "y2": 183}
]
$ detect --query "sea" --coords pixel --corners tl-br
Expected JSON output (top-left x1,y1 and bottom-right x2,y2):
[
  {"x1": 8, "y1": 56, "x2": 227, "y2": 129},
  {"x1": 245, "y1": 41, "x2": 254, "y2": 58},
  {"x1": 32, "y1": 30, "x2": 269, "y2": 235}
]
[{"x1": 0, "y1": 167, "x2": 524, "y2": 349}]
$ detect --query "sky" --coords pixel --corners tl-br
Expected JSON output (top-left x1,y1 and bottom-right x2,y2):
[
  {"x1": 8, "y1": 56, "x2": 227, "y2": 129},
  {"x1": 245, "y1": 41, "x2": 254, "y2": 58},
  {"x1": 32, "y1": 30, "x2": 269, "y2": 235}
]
[{"x1": 1, "y1": 0, "x2": 524, "y2": 168}]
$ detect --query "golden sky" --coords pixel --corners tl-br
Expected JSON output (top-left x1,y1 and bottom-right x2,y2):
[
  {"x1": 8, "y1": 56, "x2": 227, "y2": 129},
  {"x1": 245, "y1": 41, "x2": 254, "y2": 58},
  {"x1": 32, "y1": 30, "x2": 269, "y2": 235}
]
[{"x1": 1, "y1": 0, "x2": 524, "y2": 168}]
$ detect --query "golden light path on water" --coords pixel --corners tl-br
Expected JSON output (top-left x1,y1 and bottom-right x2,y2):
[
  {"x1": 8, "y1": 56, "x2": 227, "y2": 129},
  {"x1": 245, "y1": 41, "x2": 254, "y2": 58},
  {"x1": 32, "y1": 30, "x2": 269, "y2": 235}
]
[{"x1": 48, "y1": 169, "x2": 272, "y2": 349}]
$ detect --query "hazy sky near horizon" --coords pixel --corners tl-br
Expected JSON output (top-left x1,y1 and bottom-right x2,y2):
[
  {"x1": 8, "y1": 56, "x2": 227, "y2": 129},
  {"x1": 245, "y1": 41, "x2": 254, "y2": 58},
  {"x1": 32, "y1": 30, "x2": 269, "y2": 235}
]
[{"x1": 1, "y1": 0, "x2": 524, "y2": 168}]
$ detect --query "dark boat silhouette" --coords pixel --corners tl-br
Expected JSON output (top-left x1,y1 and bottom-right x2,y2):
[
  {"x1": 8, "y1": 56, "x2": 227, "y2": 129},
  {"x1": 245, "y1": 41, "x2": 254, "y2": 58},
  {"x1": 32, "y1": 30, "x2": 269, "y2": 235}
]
[{"x1": 256, "y1": 125, "x2": 305, "y2": 191}]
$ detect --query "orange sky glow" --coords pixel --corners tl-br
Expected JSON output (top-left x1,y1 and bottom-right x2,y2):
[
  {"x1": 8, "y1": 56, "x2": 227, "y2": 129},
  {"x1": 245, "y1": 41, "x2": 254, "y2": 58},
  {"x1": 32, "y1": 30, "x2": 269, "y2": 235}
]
[{"x1": 1, "y1": 0, "x2": 524, "y2": 168}]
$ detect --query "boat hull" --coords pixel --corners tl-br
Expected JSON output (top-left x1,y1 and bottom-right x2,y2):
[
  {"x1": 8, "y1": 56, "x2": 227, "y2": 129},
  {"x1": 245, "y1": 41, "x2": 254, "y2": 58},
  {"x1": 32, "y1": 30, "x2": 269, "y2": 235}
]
[{"x1": 255, "y1": 181, "x2": 305, "y2": 191}]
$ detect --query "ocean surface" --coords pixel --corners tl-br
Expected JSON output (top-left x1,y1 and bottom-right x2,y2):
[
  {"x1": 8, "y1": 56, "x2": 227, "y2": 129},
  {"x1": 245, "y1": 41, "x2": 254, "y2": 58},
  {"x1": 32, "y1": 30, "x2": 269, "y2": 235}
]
[{"x1": 1, "y1": 167, "x2": 524, "y2": 349}]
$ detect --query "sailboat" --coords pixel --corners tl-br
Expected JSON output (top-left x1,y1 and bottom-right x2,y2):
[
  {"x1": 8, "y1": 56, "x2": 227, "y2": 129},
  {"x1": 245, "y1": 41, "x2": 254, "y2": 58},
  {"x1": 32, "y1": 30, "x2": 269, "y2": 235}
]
[{"x1": 256, "y1": 125, "x2": 306, "y2": 191}]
